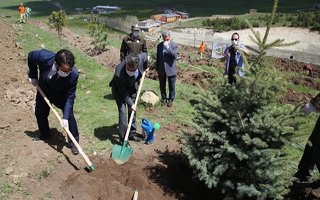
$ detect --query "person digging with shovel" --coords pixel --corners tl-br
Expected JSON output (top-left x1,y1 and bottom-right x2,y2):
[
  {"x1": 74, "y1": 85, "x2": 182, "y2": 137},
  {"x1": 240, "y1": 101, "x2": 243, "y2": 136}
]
[
  {"x1": 27, "y1": 49, "x2": 80, "y2": 155},
  {"x1": 111, "y1": 52, "x2": 148, "y2": 143}
]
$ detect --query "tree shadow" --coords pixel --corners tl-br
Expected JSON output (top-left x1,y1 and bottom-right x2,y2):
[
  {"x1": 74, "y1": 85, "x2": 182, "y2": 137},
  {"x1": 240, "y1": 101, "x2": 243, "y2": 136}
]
[
  {"x1": 189, "y1": 99, "x2": 200, "y2": 106},
  {"x1": 146, "y1": 149, "x2": 221, "y2": 200},
  {"x1": 25, "y1": 128, "x2": 79, "y2": 170},
  {"x1": 94, "y1": 124, "x2": 121, "y2": 145}
]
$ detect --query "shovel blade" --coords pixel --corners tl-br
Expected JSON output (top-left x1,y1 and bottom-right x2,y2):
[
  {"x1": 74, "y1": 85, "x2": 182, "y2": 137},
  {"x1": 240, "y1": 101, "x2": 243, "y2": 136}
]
[{"x1": 112, "y1": 142, "x2": 133, "y2": 165}]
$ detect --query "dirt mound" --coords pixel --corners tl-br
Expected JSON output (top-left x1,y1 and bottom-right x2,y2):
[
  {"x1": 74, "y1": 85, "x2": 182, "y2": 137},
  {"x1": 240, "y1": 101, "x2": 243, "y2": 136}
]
[
  {"x1": 280, "y1": 89, "x2": 313, "y2": 104},
  {"x1": 62, "y1": 155, "x2": 171, "y2": 200},
  {"x1": 291, "y1": 77, "x2": 320, "y2": 90}
]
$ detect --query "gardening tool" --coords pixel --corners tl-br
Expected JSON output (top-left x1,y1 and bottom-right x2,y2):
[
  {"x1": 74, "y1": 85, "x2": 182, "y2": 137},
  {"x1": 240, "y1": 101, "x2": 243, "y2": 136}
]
[
  {"x1": 132, "y1": 189, "x2": 138, "y2": 200},
  {"x1": 112, "y1": 69, "x2": 147, "y2": 165},
  {"x1": 36, "y1": 84, "x2": 95, "y2": 172}
]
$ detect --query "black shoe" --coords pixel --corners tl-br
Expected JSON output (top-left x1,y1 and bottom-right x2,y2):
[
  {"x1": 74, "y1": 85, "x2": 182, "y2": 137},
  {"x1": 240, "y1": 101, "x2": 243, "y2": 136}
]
[
  {"x1": 161, "y1": 100, "x2": 167, "y2": 106},
  {"x1": 71, "y1": 146, "x2": 79, "y2": 155},
  {"x1": 129, "y1": 135, "x2": 142, "y2": 142},
  {"x1": 32, "y1": 134, "x2": 51, "y2": 141},
  {"x1": 167, "y1": 100, "x2": 173, "y2": 107},
  {"x1": 293, "y1": 171, "x2": 313, "y2": 183}
]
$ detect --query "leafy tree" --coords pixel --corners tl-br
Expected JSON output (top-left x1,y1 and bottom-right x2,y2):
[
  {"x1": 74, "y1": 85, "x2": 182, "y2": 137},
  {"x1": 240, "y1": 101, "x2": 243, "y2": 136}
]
[
  {"x1": 87, "y1": 24, "x2": 109, "y2": 56},
  {"x1": 182, "y1": 0, "x2": 300, "y2": 199},
  {"x1": 47, "y1": 10, "x2": 67, "y2": 45}
]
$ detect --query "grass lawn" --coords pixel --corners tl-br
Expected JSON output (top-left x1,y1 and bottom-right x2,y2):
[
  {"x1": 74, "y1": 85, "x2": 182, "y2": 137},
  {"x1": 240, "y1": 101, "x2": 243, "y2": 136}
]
[{"x1": 0, "y1": 0, "x2": 318, "y2": 20}]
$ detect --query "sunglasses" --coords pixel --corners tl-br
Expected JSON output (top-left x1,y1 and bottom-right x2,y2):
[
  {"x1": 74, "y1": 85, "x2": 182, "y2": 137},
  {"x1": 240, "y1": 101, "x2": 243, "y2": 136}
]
[{"x1": 231, "y1": 38, "x2": 238, "y2": 41}]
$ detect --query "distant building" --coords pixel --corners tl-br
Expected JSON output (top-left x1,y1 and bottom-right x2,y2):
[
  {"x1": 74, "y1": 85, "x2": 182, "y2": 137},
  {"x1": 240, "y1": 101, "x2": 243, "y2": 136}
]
[
  {"x1": 92, "y1": 5, "x2": 121, "y2": 14},
  {"x1": 139, "y1": 19, "x2": 162, "y2": 32},
  {"x1": 175, "y1": 11, "x2": 189, "y2": 19},
  {"x1": 249, "y1": 9, "x2": 257, "y2": 14}
]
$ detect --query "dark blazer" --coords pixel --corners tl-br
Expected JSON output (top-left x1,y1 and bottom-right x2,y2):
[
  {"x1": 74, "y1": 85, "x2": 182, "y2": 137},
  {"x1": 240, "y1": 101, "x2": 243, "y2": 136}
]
[
  {"x1": 156, "y1": 41, "x2": 178, "y2": 77},
  {"x1": 111, "y1": 52, "x2": 147, "y2": 107},
  {"x1": 27, "y1": 49, "x2": 79, "y2": 120}
]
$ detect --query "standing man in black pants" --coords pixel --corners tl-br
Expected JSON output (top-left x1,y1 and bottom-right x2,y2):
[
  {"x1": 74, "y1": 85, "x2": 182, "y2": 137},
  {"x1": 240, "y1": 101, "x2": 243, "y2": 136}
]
[
  {"x1": 156, "y1": 31, "x2": 178, "y2": 107},
  {"x1": 294, "y1": 94, "x2": 320, "y2": 182},
  {"x1": 221, "y1": 32, "x2": 249, "y2": 85}
]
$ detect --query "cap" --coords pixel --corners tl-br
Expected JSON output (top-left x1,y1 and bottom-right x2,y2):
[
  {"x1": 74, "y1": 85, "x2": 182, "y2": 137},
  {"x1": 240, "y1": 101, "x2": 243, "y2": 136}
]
[
  {"x1": 162, "y1": 31, "x2": 170, "y2": 37},
  {"x1": 132, "y1": 24, "x2": 140, "y2": 31}
]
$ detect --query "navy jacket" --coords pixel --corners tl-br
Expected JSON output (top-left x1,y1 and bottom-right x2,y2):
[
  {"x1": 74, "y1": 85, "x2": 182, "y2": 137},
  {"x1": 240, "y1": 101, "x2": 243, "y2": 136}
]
[
  {"x1": 28, "y1": 49, "x2": 79, "y2": 120},
  {"x1": 111, "y1": 53, "x2": 147, "y2": 107},
  {"x1": 156, "y1": 41, "x2": 178, "y2": 77}
]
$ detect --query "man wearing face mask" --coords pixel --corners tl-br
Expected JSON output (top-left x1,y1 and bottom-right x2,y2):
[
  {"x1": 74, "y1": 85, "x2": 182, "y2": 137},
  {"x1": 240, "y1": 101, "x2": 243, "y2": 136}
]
[
  {"x1": 222, "y1": 32, "x2": 249, "y2": 85},
  {"x1": 27, "y1": 49, "x2": 80, "y2": 155},
  {"x1": 156, "y1": 31, "x2": 178, "y2": 107},
  {"x1": 120, "y1": 24, "x2": 147, "y2": 62},
  {"x1": 112, "y1": 52, "x2": 148, "y2": 142}
]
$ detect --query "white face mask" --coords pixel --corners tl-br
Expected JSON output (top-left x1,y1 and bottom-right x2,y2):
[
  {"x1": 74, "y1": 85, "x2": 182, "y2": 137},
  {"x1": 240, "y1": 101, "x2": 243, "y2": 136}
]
[
  {"x1": 126, "y1": 69, "x2": 136, "y2": 77},
  {"x1": 57, "y1": 70, "x2": 70, "y2": 77},
  {"x1": 232, "y1": 40, "x2": 238, "y2": 46}
]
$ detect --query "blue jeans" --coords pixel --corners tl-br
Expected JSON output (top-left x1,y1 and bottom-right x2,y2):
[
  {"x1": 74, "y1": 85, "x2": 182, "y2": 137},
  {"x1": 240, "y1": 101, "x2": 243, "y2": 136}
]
[{"x1": 159, "y1": 75, "x2": 176, "y2": 102}]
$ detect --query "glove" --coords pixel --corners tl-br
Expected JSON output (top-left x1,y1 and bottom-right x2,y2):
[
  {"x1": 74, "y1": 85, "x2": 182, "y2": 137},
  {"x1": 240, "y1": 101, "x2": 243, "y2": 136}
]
[
  {"x1": 303, "y1": 102, "x2": 316, "y2": 115},
  {"x1": 60, "y1": 119, "x2": 69, "y2": 129},
  {"x1": 163, "y1": 41, "x2": 169, "y2": 49},
  {"x1": 28, "y1": 78, "x2": 38, "y2": 86},
  {"x1": 130, "y1": 104, "x2": 136, "y2": 112}
]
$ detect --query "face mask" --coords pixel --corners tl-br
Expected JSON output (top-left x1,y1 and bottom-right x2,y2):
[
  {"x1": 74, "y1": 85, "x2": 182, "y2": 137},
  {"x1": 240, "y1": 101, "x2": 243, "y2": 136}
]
[
  {"x1": 126, "y1": 69, "x2": 136, "y2": 77},
  {"x1": 232, "y1": 40, "x2": 238, "y2": 46},
  {"x1": 132, "y1": 31, "x2": 139, "y2": 38},
  {"x1": 57, "y1": 69, "x2": 70, "y2": 77}
]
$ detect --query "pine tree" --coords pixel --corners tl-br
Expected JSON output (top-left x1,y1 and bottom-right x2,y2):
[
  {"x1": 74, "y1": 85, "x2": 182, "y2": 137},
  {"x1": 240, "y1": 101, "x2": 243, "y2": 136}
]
[{"x1": 182, "y1": 0, "x2": 300, "y2": 199}]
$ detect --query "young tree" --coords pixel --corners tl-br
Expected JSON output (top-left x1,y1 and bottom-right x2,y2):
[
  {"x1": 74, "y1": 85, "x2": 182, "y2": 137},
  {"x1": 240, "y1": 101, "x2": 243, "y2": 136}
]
[
  {"x1": 182, "y1": 0, "x2": 300, "y2": 199},
  {"x1": 47, "y1": 10, "x2": 67, "y2": 44}
]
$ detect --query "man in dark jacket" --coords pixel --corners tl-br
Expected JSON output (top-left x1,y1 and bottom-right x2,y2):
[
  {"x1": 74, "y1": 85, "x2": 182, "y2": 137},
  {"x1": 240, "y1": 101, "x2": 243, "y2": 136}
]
[
  {"x1": 156, "y1": 31, "x2": 178, "y2": 107},
  {"x1": 120, "y1": 24, "x2": 147, "y2": 62},
  {"x1": 294, "y1": 93, "x2": 320, "y2": 182},
  {"x1": 112, "y1": 52, "x2": 148, "y2": 142},
  {"x1": 28, "y1": 49, "x2": 80, "y2": 155}
]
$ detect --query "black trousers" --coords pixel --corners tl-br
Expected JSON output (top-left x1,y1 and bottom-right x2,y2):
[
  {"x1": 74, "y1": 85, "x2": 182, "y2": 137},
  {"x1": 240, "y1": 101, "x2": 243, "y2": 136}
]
[
  {"x1": 159, "y1": 75, "x2": 176, "y2": 102},
  {"x1": 297, "y1": 115, "x2": 320, "y2": 176},
  {"x1": 35, "y1": 92, "x2": 79, "y2": 147}
]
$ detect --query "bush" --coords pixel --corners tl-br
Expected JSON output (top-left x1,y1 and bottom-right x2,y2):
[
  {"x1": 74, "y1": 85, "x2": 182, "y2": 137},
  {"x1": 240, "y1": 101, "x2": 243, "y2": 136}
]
[{"x1": 252, "y1": 21, "x2": 260, "y2": 27}]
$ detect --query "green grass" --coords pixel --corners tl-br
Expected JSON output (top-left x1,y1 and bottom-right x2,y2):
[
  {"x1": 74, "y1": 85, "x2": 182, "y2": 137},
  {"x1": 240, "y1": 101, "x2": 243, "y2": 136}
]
[
  {"x1": 12, "y1": 20, "x2": 197, "y2": 153},
  {"x1": 0, "y1": 0, "x2": 317, "y2": 20},
  {"x1": 0, "y1": 181, "x2": 14, "y2": 200}
]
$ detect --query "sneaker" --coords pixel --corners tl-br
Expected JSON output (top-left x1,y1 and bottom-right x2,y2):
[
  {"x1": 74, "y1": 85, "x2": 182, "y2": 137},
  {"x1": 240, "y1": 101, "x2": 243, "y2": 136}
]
[
  {"x1": 167, "y1": 100, "x2": 173, "y2": 107},
  {"x1": 71, "y1": 146, "x2": 79, "y2": 155},
  {"x1": 128, "y1": 135, "x2": 142, "y2": 142},
  {"x1": 161, "y1": 99, "x2": 167, "y2": 106}
]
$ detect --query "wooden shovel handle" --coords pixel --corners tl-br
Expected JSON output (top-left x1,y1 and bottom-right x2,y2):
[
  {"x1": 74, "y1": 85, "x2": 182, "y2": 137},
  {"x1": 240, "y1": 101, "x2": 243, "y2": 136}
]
[
  {"x1": 35, "y1": 84, "x2": 94, "y2": 169},
  {"x1": 123, "y1": 70, "x2": 147, "y2": 142}
]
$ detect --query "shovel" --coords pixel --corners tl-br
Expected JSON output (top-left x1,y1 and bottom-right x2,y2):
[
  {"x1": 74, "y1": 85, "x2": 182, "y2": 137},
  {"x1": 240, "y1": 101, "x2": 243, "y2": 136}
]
[
  {"x1": 36, "y1": 84, "x2": 95, "y2": 172},
  {"x1": 112, "y1": 69, "x2": 147, "y2": 165}
]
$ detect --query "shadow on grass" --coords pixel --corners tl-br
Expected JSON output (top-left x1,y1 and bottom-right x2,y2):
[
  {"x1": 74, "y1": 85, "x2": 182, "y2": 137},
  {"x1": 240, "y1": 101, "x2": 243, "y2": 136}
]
[
  {"x1": 25, "y1": 128, "x2": 79, "y2": 170},
  {"x1": 94, "y1": 124, "x2": 120, "y2": 145},
  {"x1": 103, "y1": 93, "x2": 114, "y2": 100},
  {"x1": 146, "y1": 149, "x2": 221, "y2": 200}
]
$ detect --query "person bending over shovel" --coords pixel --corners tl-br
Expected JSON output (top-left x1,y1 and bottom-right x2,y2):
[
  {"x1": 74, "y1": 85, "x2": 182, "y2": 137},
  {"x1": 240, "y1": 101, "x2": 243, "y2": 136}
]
[
  {"x1": 111, "y1": 52, "x2": 148, "y2": 142},
  {"x1": 27, "y1": 49, "x2": 80, "y2": 155}
]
